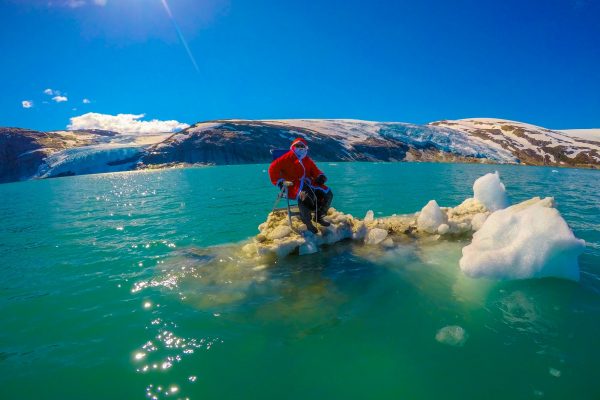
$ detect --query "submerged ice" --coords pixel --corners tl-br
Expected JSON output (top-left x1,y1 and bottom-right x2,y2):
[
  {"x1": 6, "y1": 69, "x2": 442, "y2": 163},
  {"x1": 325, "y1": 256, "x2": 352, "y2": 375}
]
[
  {"x1": 435, "y1": 325, "x2": 468, "y2": 347},
  {"x1": 134, "y1": 172, "x2": 585, "y2": 311}
]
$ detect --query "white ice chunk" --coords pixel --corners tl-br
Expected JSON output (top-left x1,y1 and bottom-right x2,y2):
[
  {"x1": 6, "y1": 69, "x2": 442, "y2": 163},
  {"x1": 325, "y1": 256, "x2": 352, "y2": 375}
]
[
  {"x1": 473, "y1": 171, "x2": 509, "y2": 211},
  {"x1": 381, "y1": 238, "x2": 395, "y2": 247},
  {"x1": 365, "y1": 228, "x2": 388, "y2": 245},
  {"x1": 470, "y1": 213, "x2": 488, "y2": 231},
  {"x1": 417, "y1": 200, "x2": 447, "y2": 234},
  {"x1": 267, "y1": 225, "x2": 292, "y2": 240},
  {"x1": 437, "y1": 224, "x2": 450, "y2": 235},
  {"x1": 459, "y1": 197, "x2": 585, "y2": 281}
]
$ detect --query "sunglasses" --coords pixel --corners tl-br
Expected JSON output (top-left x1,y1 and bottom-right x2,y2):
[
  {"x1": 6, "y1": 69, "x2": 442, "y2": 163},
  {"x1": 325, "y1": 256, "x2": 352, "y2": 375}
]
[{"x1": 294, "y1": 144, "x2": 308, "y2": 149}]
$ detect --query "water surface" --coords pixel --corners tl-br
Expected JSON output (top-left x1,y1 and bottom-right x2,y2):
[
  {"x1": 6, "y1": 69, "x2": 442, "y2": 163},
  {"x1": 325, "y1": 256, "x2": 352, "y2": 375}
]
[{"x1": 1, "y1": 162, "x2": 599, "y2": 399}]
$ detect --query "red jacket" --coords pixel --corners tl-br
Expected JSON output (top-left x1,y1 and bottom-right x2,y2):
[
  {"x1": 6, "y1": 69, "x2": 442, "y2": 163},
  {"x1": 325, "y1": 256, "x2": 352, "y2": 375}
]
[{"x1": 268, "y1": 150, "x2": 329, "y2": 200}]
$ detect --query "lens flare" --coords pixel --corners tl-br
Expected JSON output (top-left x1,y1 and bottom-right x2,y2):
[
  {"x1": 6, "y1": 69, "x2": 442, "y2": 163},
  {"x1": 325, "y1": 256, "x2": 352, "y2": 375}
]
[{"x1": 160, "y1": 0, "x2": 200, "y2": 73}]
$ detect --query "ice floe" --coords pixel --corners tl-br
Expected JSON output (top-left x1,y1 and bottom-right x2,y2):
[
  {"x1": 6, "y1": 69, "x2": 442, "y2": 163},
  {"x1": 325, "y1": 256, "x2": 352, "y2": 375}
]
[{"x1": 246, "y1": 172, "x2": 584, "y2": 282}]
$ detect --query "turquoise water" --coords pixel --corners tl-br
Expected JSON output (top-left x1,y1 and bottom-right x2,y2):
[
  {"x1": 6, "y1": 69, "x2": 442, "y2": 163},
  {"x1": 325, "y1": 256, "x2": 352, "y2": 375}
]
[{"x1": 1, "y1": 162, "x2": 599, "y2": 399}]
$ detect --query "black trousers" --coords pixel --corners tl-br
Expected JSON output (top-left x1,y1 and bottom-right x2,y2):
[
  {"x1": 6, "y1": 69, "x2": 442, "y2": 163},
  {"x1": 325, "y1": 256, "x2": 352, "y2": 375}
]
[{"x1": 298, "y1": 186, "x2": 333, "y2": 223}]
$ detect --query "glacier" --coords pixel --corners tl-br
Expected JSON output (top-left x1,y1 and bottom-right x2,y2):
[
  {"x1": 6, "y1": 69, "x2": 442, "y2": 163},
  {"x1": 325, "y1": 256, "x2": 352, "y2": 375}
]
[
  {"x1": 36, "y1": 145, "x2": 144, "y2": 178},
  {"x1": 378, "y1": 122, "x2": 517, "y2": 163}
]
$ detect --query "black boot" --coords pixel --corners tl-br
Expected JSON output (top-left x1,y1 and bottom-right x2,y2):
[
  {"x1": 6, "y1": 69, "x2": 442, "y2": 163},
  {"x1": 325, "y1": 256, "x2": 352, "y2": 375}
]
[
  {"x1": 316, "y1": 211, "x2": 330, "y2": 227},
  {"x1": 299, "y1": 203, "x2": 318, "y2": 234},
  {"x1": 315, "y1": 190, "x2": 333, "y2": 227}
]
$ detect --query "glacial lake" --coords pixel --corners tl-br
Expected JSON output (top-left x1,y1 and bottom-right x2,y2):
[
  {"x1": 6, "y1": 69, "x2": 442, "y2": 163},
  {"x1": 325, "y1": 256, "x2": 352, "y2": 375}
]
[{"x1": 1, "y1": 162, "x2": 599, "y2": 399}]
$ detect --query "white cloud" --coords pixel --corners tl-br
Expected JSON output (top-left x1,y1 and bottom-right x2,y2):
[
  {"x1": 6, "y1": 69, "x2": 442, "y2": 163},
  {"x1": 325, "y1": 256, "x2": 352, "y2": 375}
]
[
  {"x1": 83, "y1": 98, "x2": 91, "y2": 104},
  {"x1": 68, "y1": 112, "x2": 189, "y2": 134},
  {"x1": 93, "y1": 0, "x2": 107, "y2": 6},
  {"x1": 44, "y1": 88, "x2": 62, "y2": 96},
  {"x1": 22, "y1": 100, "x2": 34, "y2": 109},
  {"x1": 53, "y1": 95, "x2": 69, "y2": 103}
]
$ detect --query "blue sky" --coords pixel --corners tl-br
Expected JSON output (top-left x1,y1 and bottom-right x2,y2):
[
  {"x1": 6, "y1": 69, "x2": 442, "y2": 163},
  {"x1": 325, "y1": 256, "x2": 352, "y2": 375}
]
[{"x1": 1, "y1": 0, "x2": 599, "y2": 132}]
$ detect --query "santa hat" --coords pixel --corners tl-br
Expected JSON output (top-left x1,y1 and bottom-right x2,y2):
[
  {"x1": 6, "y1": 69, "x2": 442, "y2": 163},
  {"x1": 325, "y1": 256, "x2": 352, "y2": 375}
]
[{"x1": 290, "y1": 137, "x2": 308, "y2": 149}]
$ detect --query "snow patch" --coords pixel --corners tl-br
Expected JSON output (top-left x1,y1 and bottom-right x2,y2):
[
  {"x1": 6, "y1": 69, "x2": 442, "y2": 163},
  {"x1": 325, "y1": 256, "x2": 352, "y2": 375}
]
[{"x1": 560, "y1": 128, "x2": 600, "y2": 142}]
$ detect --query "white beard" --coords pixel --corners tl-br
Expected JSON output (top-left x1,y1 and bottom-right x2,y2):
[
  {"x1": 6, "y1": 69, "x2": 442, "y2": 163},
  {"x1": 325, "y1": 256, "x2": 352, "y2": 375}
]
[{"x1": 294, "y1": 148, "x2": 307, "y2": 159}]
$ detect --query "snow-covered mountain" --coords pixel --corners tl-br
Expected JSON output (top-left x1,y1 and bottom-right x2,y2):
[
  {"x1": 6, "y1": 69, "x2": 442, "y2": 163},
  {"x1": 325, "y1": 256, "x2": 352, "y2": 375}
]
[
  {"x1": 431, "y1": 118, "x2": 600, "y2": 167},
  {"x1": 1, "y1": 118, "x2": 599, "y2": 183},
  {"x1": 141, "y1": 119, "x2": 517, "y2": 166},
  {"x1": 141, "y1": 118, "x2": 599, "y2": 167}
]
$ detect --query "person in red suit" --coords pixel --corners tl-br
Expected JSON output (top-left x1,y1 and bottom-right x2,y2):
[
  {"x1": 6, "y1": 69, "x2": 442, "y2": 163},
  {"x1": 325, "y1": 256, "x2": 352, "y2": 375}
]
[{"x1": 268, "y1": 138, "x2": 333, "y2": 233}]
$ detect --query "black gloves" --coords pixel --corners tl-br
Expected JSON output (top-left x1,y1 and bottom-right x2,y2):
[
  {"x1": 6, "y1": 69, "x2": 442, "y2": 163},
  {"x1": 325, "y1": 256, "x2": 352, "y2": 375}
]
[{"x1": 315, "y1": 174, "x2": 327, "y2": 185}]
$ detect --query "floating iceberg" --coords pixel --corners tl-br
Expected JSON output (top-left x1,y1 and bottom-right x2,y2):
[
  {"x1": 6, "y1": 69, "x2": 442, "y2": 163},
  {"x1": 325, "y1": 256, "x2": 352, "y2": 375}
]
[{"x1": 459, "y1": 197, "x2": 585, "y2": 281}]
